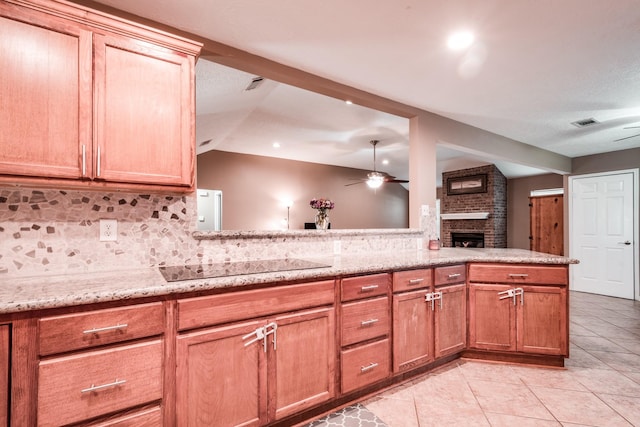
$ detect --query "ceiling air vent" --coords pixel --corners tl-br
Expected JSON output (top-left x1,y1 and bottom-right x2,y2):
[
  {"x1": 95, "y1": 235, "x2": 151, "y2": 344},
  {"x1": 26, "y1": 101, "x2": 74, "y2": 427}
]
[
  {"x1": 571, "y1": 118, "x2": 599, "y2": 128},
  {"x1": 245, "y1": 77, "x2": 265, "y2": 91},
  {"x1": 198, "y1": 139, "x2": 212, "y2": 147}
]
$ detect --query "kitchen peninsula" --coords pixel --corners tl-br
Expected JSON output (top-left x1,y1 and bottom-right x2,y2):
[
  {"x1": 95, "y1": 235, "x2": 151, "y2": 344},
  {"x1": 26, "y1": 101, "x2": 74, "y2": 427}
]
[{"x1": 0, "y1": 246, "x2": 577, "y2": 426}]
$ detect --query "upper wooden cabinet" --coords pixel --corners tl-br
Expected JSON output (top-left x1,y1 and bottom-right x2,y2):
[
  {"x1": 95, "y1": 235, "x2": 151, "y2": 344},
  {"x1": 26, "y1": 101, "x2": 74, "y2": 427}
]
[{"x1": 0, "y1": 0, "x2": 201, "y2": 192}]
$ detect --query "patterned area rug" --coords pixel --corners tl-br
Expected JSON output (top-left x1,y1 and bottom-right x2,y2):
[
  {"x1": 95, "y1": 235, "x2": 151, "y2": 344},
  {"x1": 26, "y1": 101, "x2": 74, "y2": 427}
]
[{"x1": 303, "y1": 403, "x2": 388, "y2": 427}]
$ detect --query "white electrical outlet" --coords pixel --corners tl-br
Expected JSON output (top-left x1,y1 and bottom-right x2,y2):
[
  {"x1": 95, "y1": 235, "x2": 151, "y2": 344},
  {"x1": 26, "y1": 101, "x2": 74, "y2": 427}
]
[
  {"x1": 421, "y1": 205, "x2": 430, "y2": 216},
  {"x1": 333, "y1": 240, "x2": 341, "y2": 255},
  {"x1": 100, "y1": 219, "x2": 118, "y2": 242}
]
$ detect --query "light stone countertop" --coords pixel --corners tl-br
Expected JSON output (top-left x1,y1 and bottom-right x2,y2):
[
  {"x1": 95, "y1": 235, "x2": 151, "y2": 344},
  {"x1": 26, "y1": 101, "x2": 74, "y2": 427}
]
[{"x1": 0, "y1": 248, "x2": 578, "y2": 315}]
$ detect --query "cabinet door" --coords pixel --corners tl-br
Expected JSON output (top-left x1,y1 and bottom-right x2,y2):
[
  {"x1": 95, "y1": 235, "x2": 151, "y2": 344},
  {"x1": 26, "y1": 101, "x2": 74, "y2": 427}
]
[
  {"x1": 392, "y1": 289, "x2": 433, "y2": 372},
  {"x1": 0, "y1": 325, "x2": 8, "y2": 427},
  {"x1": 518, "y1": 286, "x2": 568, "y2": 355},
  {"x1": 176, "y1": 320, "x2": 266, "y2": 427},
  {"x1": 0, "y1": 6, "x2": 92, "y2": 180},
  {"x1": 93, "y1": 33, "x2": 194, "y2": 187},
  {"x1": 468, "y1": 284, "x2": 516, "y2": 351},
  {"x1": 270, "y1": 307, "x2": 335, "y2": 421},
  {"x1": 435, "y1": 284, "x2": 467, "y2": 358}
]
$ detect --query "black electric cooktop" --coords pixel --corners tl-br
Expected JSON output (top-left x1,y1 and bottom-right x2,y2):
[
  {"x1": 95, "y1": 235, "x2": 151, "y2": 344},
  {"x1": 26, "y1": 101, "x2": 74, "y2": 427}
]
[{"x1": 159, "y1": 258, "x2": 331, "y2": 282}]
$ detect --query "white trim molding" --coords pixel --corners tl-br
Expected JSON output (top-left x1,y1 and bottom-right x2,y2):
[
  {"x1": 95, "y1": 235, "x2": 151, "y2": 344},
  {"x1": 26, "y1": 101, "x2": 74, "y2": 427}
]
[{"x1": 440, "y1": 212, "x2": 490, "y2": 220}]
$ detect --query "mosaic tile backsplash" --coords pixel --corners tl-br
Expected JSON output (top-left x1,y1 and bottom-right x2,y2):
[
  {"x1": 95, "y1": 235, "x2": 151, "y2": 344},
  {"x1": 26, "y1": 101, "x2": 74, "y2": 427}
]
[
  {"x1": 0, "y1": 188, "x2": 197, "y2": 276},
  {"x1": 0, "y1": 187, "x2": 436, "y2": 277}
]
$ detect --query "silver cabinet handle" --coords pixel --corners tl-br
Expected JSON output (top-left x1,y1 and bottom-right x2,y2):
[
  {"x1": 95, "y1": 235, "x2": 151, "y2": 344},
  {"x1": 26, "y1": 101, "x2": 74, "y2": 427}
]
[
  {"x1": 360, "y1": 319, "x2": 379, "y2": 326},
  {"x1": 242, "y1": 322, "x2": 277, "y2": 352},
  {"x1": 81, "y1": 144, "x2": 86, "y2": 176},
  {"x1": 508, "y1": 273, "x2": 529, "y2": 278},
  {"x1": 96, "y1": 146, "x2": 101, "y2": 177},
  {"x1": 81, "y1": 378, "x2": 126, "y2": 393},
  {"x1": 408, "y1": 278, "x2": 424, "y2": 285},
  {"x1": 425, "y1": 292, "x2": 442, "y2": 310},
  {"x1": 360, "y1": 362, "x2": 379, "y2": 373},
  {"x1": 83, "y1": 323, "x2": 128, "y2": 334},
  {"x1": 361, "y1": 285, "x2": 379, "y2": 291},
  {"x1": 447, "y1": 273, "x2": 461, "y2": 279}
]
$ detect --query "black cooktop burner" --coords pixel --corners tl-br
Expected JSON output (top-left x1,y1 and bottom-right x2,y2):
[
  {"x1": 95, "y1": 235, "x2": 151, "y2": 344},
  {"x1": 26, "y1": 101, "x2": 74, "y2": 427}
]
[{"x1": 159, "y1": 258, "x2": 331, "y2": 282}]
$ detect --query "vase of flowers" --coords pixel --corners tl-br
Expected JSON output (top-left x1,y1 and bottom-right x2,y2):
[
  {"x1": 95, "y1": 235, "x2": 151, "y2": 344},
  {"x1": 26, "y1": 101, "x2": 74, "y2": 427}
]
[{"x1": 310, "y1": 198, "x2": 334, "y2": 230}]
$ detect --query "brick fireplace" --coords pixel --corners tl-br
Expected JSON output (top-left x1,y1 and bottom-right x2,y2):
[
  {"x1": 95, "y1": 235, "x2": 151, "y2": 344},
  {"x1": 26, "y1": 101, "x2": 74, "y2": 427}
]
[{"x1": 441, "y1": 164, "x2": 507, "y2": 248}]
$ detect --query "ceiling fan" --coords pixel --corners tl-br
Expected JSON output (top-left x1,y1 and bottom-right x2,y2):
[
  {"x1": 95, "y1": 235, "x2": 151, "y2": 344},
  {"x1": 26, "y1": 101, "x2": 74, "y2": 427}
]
[
  {"x1": 614, "y1": 126, "x2": 640, "y2": 142},
  {"x1": 345, "y1": 140, "x2": 409, "y2": 188}
]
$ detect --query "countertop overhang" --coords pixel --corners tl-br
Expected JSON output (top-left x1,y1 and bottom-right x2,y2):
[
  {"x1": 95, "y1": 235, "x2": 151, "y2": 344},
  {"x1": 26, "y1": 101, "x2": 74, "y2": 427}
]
[{"x1": 0, "y1": 248, "x2": 578, "y2": 315}]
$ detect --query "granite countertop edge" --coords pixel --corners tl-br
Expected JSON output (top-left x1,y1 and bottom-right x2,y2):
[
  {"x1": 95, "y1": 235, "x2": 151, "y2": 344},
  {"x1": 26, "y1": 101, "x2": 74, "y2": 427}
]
[{"x1": 0, "y1": 249, "x2": 578, "y2": 315}]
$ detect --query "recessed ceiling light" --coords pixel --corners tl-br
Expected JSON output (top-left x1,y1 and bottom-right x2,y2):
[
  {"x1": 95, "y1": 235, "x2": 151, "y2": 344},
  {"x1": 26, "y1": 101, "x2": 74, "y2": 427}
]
[
  {"x1": 272, "y1": 142, "x2": 281, "y2": 148},
  {"x1": 447, "y1": 31, "x2": 474, "y2": 50}
]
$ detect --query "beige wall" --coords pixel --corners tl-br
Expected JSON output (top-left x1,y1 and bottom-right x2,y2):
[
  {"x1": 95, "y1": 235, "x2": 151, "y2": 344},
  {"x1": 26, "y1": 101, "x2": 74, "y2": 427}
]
[
  {"x1": 507, "y1": 173, "x2": 564, "y2": 249},
  {"x1": 197, "y1": 150, "x2": 409, "y2": 230},
  {"x1": 572, "y1": 147, "x2": 640, "y2": 175}
]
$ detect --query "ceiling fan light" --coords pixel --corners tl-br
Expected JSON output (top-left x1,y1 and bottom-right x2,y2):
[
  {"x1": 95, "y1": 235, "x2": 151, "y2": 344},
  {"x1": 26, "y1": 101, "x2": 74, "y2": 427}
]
[{"x1": 367, "y1": 174, "x2": 384, "y2": 189}]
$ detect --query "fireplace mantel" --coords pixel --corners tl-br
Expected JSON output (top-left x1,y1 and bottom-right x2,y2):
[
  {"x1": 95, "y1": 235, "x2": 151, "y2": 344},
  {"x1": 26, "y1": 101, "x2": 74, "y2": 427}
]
[{"x1": 441, "y1": 212, "x2": 490, "y2": 220}]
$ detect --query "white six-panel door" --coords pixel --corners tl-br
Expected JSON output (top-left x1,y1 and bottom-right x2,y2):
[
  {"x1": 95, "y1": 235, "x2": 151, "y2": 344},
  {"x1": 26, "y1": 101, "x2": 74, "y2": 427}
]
[{"x1": 570, "y1": 170, "x2": 637, "y2": 299}]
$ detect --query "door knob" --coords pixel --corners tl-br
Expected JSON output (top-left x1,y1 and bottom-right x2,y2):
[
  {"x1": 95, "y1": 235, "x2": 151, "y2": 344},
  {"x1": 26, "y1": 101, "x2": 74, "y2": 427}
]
[{"x1": 619, "y1": 241, "x2": 631, "y2": 245}]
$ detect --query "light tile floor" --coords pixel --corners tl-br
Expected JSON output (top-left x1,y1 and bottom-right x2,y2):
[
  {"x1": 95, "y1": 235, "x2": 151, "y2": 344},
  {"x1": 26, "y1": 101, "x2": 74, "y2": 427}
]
[{"x1": 363, "y1": 291, "x2": 640, "y2": 426}]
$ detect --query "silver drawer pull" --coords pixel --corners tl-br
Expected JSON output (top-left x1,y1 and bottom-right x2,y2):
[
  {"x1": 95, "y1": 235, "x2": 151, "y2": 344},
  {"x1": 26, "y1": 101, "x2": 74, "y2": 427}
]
[
  {"x1": 447, "y1": 273, "x2": 461, "y2": 279},
  {"x1": 82, "y1": 323, "x2": 128, "y2": 334},
  {"x1": 408, "y1": 278, "x2": 424, "y2": 284},
  {"x1": 81, "y1": 378, "x2": 126, "y2": 393},
  {"x1": 360, "y1": 362, "x2": 379, "y2": 373},
  {"x1": 361, "y1": 285, "x2": 379, "y2": 291},
  {"x1": 508, "y1": 274, "x2": 529, "y2": 278},
  {"x1": 360, "y1": 319, "x2": 379, "y2": 326}
]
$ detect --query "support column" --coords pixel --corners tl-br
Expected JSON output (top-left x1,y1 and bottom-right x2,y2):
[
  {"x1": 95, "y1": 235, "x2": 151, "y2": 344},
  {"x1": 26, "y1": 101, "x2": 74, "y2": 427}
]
[{"x1": 409, "y1": 113, "x2": 437, "y2": 235}]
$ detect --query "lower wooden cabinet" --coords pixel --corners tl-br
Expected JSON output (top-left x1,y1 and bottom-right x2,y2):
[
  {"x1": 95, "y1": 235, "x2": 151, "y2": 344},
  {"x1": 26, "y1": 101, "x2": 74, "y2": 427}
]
[
  {"x1": 392, "y1": 289, "x2": 434, "y2": 372},
  {"x1": 1, "y1": 262, "x2": 572, "y2": 426},
  {"x1": 176, "y1": 307, "x2": 335, "y2": 427},
  {"x1": 0, "y1": 325, "x2": 8, "y2": 427},
  {"x1": 434, "y1": 283, "x2": 467, "y2": 358},
  {"x1": 341, "y1": 339, "x2": 390, "y2": 394},
  {"x1": 468, "y1": 283, "x2": 567, "y2": 355},
  {"x1": 86, "y1": 406, "x2": 163, "y2": 427},
  {"x1": 37, "y1": 340, "x2": 163, "y2": 427}
]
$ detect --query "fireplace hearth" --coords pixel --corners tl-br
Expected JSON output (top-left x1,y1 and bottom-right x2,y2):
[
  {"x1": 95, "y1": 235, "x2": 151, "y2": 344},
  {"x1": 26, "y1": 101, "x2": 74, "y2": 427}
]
[{"x1": 451, "y1": 232, "x2": 484, "y2": 248}]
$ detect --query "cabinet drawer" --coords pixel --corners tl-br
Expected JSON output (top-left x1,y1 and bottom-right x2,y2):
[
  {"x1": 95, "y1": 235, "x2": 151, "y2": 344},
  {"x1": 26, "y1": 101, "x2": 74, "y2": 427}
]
[
  {"x1": 177, "y1": 280, "x2": 335, "y2": 330},
  {"x1": 342, "y1": 297, "x2": 390, "y2": 346},
  {"x1": 468, "y1": 264, "x2": 568, "y2": 285},
  {"x1": 341, "y1": 339, "x2": 390, "y2": 394},
  {"x1": 37, "y1": 340, "x2": 163, "y2": 427},
  {"x1": 434, "y1": 264, "x2": 466, "y2": 286},
  {"x1": 39, "y1": 302, "x2": 164, "y2": 356},
  {"x1": 393, "y1": 269, "x2": 433, "y2": 292},
  {"x1": 341, "y1": 274, "x2": 390, "y2": 302},
  {"x1": 87, "y1": 406, "x2": 162, "y2": 426}
]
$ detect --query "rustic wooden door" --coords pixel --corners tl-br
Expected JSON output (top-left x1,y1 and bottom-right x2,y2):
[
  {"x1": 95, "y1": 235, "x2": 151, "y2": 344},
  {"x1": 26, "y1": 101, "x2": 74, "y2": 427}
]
[{"x1": 530, "y1": 195, "x2": 564, "y2": 255}]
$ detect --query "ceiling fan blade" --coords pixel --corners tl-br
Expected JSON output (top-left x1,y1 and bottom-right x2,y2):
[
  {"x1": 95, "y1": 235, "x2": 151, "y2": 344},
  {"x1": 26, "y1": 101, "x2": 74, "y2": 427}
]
[
  {"x1": 614, "y1": 133, "x2": 640, "y2": 142},
  {"x1": 344, "y1": 181, "x2": 365, "y2": 186},
  {"x1": 623, "y1": 126, "x2": 640, "y2": 129},
  {"x1": 387, "y1": 179, "x2": 409, "y2": 183}
]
